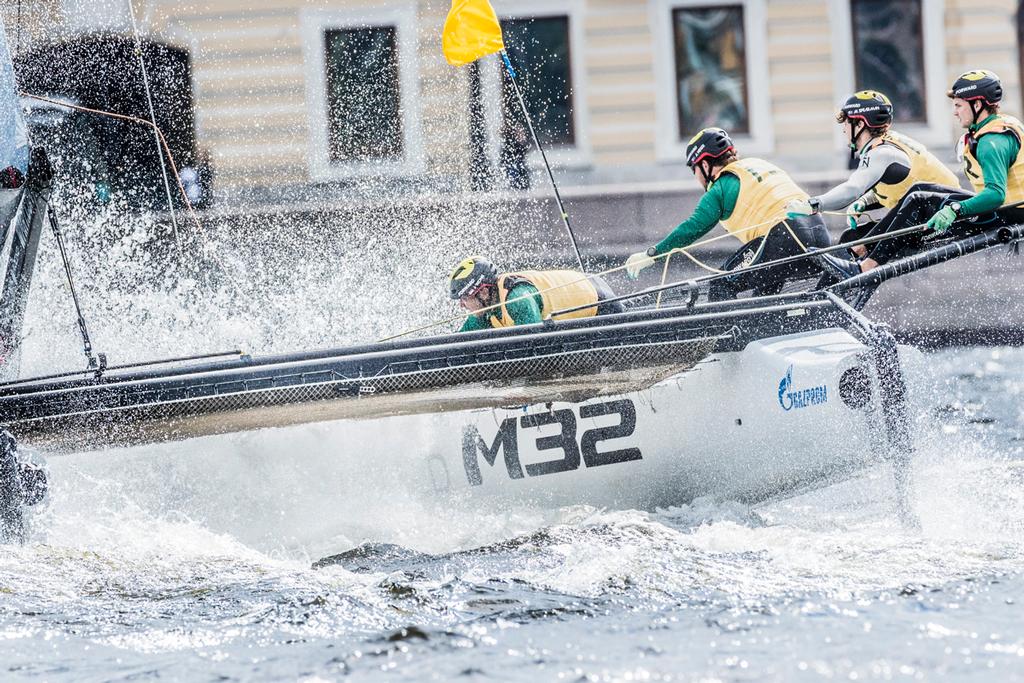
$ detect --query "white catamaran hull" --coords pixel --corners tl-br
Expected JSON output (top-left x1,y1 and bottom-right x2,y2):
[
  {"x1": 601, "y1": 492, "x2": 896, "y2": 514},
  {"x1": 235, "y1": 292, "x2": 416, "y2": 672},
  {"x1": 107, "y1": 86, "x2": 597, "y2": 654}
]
[{"x1": 44, "y1": 328, "x2": 912, "y2": 552}]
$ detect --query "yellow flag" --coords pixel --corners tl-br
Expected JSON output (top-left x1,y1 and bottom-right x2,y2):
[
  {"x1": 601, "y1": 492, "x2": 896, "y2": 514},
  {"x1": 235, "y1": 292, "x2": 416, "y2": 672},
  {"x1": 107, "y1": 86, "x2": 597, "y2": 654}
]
[{"x1": 442, "y1": 0, "x2": 505, "y2": 66}]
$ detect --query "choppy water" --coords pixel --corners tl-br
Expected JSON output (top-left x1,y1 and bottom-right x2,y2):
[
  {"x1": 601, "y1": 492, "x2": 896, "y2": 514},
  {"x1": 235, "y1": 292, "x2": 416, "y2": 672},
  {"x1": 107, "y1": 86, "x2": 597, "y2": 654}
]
[{"x1": 0, "y1": 346, "x2": 1022, "y2": 681}]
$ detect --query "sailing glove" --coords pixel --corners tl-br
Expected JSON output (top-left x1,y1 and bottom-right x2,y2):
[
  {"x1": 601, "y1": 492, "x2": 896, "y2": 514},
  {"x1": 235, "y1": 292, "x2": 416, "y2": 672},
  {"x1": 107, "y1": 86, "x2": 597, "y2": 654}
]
[
  {"x1": 846, "y1": 197, "x2": 868, "y2": 231},
  {"x1": 625, "y1": 251, "x2": 655, "y2": 280},
  {"x1": 926, "y1": 206, "x2": 957, "y2": 233},
  {"x1": 784, "y1": 197, "x2": 820, "y2": 220}
]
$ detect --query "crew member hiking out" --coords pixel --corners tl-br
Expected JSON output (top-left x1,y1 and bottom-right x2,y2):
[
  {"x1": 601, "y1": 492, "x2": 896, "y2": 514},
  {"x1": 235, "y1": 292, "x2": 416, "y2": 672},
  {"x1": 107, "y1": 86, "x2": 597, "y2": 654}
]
[
  {"x1": 450, "y1": 257, "x2": 624, "y2": 332},
  {"x1": 783, "y1": 91, "x2": 961, "y2": 277},
  {"x1": 624, "y1": 127, "x2": 832, "y2": 300},
  {"x1": 823, "y1": 71, "x2": 1024, "y2": 276}
]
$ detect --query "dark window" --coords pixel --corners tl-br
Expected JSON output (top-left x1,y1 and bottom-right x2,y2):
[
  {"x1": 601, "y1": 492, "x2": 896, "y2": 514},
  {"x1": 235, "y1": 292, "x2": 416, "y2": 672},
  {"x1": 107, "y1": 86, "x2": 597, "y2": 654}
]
[
  {"x1": 324, "y1": 26, "x2": 402, "y2": 162},
  {"x1": 850, "y1": 0, "x2": 926, "y2": 123},
  {"x1": 500, "y1": 16, "x2": 575, "y2": 147},
  {"x1": 672, "y1": 6, "x2": 749, "y2": 138}
]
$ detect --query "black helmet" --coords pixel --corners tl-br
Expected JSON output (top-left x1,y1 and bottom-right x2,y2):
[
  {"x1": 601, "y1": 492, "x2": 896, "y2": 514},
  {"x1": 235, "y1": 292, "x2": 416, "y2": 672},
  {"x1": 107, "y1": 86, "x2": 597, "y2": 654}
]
[
  {"x1": 449, "y1": 256, "x2": 497, "y2": 299},
  {"x1": 685, "y1": 127, "x2": 735, "y2": 169},
  {"x1": 836, "y1": 90, "x2": 893, "y2": 128},
  {"x1": 947, "y1": 70, "x2": 1002, "y2": 105}
]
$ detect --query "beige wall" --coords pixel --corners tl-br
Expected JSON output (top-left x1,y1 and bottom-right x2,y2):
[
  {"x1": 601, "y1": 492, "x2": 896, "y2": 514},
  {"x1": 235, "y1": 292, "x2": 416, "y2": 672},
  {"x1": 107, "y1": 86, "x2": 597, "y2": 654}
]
[
  {"x1": 766, "y1": 0, "x2": 834, "y2": 162},
  {"x1": 585, "y1": 0, "x2": 657, "y2": 169},
  {"x1": 0, "y1": 0, "x2": 63, "y2": 52},
  {"x1": 7, "y1": 0, "x2": 1024, "y2": 194},
  {"x1": 144, "y1": 0, "x2": 478, "y2": 188},
  {"x1": 946, "y1": 0, "x2": 1021, "y2": 109}
]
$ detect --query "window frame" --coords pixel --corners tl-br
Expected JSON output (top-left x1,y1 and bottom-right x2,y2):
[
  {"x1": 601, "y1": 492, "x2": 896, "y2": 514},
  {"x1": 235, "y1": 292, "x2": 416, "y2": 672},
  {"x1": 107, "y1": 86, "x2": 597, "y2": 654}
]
[
  {"x1": 299, "y1": 5, "x2": 423, "y2": 181},
  {"x1": 651, "y1": 0, "x2": 773, "y2": 163},
  {"x1": 829, "y1": 0, "x2": 948, "y2": 149},
  {"x1": 479, "y1": 0, "x2": 592, "y2": 170}
]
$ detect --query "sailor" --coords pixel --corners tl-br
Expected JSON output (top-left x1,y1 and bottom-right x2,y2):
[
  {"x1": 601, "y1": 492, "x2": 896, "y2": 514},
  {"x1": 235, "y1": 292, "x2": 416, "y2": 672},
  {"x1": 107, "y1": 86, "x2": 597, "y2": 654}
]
[
  {"x1": 937, "y1": 70, "x2": 1024, "y2": 228},
  {"x1": 823, "y1": 71, "x2": 1024, "y2": 276},
  {"x1": 783, "y1": 91, "x2": 960, "y2": 275},
  {"x1": 625, "y1": 127, "x2": 832, "y2": 299},
  {"x1": 450, "y1": 256, "x2": 624, "y2": 331}
]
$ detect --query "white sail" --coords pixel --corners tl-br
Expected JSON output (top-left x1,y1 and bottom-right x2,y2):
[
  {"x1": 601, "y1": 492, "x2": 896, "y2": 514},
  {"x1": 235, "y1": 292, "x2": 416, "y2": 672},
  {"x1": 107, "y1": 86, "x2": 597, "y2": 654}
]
[{"x1": 0, "y1": 15, "x2": 28, "y2": 177}]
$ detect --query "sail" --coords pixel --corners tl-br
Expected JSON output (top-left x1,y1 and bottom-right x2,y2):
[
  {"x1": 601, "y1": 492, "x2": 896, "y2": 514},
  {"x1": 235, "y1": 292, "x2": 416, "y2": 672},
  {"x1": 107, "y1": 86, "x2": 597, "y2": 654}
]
[
  {"x1": 0, "y1": 14, "x2": 47, "y2": 381},
  {"x1": 0, "y1": 16, "x2": 28, "y2": 181}
]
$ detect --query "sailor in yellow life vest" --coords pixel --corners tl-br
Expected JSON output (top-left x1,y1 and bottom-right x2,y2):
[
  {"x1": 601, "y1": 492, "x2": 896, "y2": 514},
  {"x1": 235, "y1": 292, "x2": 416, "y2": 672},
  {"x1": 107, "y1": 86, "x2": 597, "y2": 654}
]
[
  {"x1": 817, "y1": 72, "x2": 1024, "y2": 276},
  {"x1": 625, "y1": 128, "x2": 833, "y2": 299},
  {"x1": 935, "y1": 70, "x2": 1024, "y2": 227},
  {"x1": 783, "y1": 91, "x2": 962, "y2": 278},
  {"x1": 450, "y1": 257, "x2": 625, "y2": 332}
]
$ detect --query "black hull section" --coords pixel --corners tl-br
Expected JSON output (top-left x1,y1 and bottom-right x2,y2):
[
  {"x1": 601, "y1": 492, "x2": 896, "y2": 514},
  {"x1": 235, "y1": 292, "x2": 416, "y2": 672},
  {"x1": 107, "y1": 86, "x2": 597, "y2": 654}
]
[{"x1": 0, "y1": 293, "x2": 856, "y2": 453}]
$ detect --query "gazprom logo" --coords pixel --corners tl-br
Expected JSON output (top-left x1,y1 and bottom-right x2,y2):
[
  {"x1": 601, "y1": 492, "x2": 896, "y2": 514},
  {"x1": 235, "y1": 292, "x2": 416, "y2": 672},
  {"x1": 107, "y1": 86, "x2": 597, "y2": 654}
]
[{"x1": 778, "y1": 365, "x2": 828, "y2": 411}]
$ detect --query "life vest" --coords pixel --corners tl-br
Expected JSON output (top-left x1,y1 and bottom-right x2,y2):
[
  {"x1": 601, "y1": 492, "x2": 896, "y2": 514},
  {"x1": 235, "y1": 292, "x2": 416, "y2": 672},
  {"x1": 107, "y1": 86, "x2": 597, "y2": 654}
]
[
  {"x1": 962, "y1": 114, "x2": 1024, "y2": 206},
  {"x1": 487, "y1": 270, "x2": 599, "y2": 328},
  {"x1": 869, "y1": 131, "x2": 960, "y2": 208},
  {"x1": 717, "y1": 158, "x2": 808, "y2": 243}
]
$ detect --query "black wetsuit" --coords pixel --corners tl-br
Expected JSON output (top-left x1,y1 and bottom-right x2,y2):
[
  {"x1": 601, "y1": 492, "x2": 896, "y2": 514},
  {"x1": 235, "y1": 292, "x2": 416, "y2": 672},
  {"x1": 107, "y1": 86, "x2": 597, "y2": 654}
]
[
  {"x1": 709, "y1": 214, "x2": 832, "y2": 300},
  {"x1": 856, "y1": 183, "x2": 1024, "y2": 265},
  {"x1": 592, "y1": 275, "x2": 625, "y2": 315}
]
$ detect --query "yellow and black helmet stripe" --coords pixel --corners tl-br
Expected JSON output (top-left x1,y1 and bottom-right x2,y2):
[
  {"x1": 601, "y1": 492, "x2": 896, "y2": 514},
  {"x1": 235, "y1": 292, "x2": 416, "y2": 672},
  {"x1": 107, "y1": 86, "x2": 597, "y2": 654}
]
[
  {"x1": 836, "y1": 90, "x2": 893, "y2": 127},
  {"x1": 948, "y1": 69, "x2": 1002, "y2": 104},
  {"x1": 685, "y1": 127, "x2": 735, "y2": 168}
]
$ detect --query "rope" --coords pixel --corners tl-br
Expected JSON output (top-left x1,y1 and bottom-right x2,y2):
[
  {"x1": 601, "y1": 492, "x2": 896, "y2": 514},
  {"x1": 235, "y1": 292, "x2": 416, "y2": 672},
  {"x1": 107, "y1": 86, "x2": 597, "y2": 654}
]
[
  {"x1": 654, "y1": 251, "x2": 672, "y2": 309},
  {"x1": 126, "y1": 0, "x2": 181, "y2": 256},
  {"x1": 21, "y1": 94, "x2": 201, "y2": 227},
  {"x1": 501, "y1": 51, "x2": 585, "y2": 272},
  {"x1": 20, "y1": 92, "x2": 250, "y2": 302},
  {"x1": 378, "y1": 211, "x2": 934, "y2": 343},
  {"x1": 376, "y1": 212, "x2": 789, "y2": 342}
]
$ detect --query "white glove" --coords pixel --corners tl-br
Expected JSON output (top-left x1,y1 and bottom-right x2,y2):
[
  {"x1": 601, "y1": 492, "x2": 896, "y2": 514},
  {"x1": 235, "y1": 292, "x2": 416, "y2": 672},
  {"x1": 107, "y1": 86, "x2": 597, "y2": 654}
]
[
  {"x1": 785, "y1": 197, "x2": 819, "y2": 219},
  {"x1": 625, "y1": 251, "x2": 655, "y2": 280}
]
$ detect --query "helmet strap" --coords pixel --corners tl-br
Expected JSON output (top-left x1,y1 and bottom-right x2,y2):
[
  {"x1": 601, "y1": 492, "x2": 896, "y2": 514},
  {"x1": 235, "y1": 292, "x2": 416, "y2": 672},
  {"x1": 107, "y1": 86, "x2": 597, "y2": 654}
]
[
  {"x1": 970, "y1": 100, "x2": 985, "y2": 126},
  {"x1": 849, "y1": 120, "x2": 864, "y2": 157},
  {"x1": 479, "y1": 283, "x2": 497, "y2": 306},
  {"x1": 699, "y1": 160, "x2": 715, "y2": 186}
]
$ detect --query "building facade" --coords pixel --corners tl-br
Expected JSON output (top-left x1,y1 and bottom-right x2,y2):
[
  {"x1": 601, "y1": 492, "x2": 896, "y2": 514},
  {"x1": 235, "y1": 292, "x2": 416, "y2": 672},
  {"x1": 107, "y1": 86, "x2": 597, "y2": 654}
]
[{"x1": 4, "y1": 0, "x2": 1024, "y2": 206}]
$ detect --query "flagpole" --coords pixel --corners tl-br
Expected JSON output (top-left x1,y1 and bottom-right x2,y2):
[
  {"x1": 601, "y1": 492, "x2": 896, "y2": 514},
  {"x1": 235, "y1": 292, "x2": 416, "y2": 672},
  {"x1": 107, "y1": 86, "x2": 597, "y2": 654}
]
[{"x1": 500, "y1": 50, "x2": 585, "y2": 272}]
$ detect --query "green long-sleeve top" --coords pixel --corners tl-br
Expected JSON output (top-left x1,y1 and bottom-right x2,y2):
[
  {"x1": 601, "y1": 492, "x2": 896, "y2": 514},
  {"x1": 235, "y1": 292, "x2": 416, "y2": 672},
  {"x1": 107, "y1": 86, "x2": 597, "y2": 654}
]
[
  {"x1": 459, "y1": 283, "x2": 543, "y2": 332},
  {"x1": 960, "y1": 114, "x2": 1022, "y2": 216},
  {"x1": 651, "y1": 173, "x2": 740, "y2": 255}
]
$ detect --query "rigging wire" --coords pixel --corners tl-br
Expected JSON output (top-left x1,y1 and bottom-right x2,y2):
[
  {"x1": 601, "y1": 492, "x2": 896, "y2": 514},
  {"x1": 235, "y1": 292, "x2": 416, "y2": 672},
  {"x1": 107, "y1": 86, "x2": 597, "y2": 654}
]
[{"x1": 126, "y1": 0, "x2": 181, "y2": 256}]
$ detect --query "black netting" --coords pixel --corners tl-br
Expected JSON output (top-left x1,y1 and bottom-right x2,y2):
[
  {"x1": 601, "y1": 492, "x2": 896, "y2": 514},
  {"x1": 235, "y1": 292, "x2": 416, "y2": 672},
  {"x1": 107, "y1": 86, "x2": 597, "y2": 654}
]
[{"x1": 5, "y1": 332, "x2": 725, "y2": 452}]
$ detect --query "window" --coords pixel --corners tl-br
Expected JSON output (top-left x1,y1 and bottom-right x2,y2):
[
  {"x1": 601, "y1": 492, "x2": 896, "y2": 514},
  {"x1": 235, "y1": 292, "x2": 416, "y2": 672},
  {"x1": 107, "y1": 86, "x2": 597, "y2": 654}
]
[
  {"x1": 653, "y1": 0, "x2": 771, "y2": 162},
  {"x1": 324, "y1": 27, "x2": 402, "y2": 162},
  {"x1": 850, "y1": 0, "x2": 926, "y2": 123},
  {"x1": 671, "y1": 5, "x2": 749, "y2": 137},
  {"x1": 300, "y1": 6, "x2": 423, "y2": 180},
  {"x1": 500, "y1": 16, "x2": 575, "y2": 147},
  {"x1": 829, "y1": 0, "x2": 945, "y2": 147}
]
